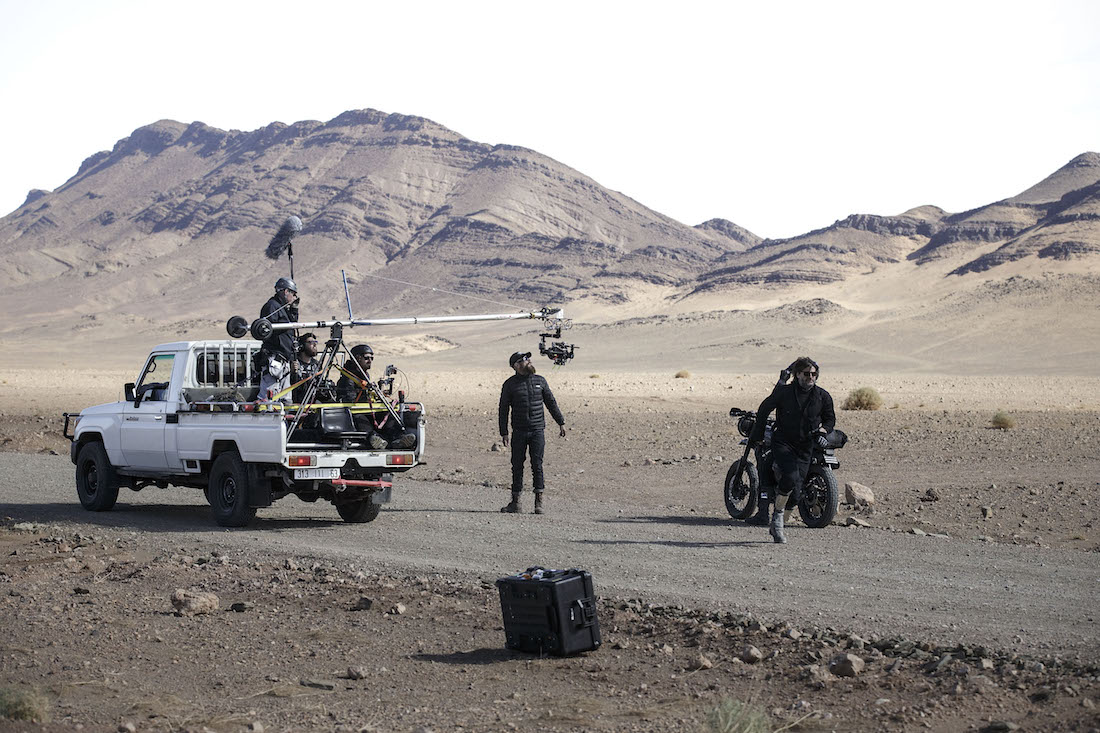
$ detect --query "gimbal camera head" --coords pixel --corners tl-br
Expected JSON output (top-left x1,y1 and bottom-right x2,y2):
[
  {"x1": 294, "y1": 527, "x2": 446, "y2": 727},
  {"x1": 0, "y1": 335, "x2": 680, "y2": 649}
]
[{"x1": 535, "y1": 309, "x2": 577, "y2": 366}]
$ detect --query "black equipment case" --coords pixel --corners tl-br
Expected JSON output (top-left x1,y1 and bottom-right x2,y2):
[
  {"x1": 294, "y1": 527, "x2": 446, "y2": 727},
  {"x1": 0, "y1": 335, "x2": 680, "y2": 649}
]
[{"x1": 496, "y1": 567, "x2": 601, "y2": 656}]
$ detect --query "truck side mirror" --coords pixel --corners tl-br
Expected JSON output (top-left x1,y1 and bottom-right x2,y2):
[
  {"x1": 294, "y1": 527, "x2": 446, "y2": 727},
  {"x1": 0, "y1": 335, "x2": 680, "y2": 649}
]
[{"x1": 125, "y1": 383, "x2": 135, "y2": 401}]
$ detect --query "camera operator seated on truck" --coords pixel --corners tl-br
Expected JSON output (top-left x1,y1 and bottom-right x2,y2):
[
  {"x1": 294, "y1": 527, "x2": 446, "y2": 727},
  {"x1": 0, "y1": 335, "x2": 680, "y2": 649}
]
[
  {"x1": 335, "y1": 344, "x2": 416, "y2": 451},
  {"x1": 291, "y1": 332, "x2": 337, "y2": 404}
]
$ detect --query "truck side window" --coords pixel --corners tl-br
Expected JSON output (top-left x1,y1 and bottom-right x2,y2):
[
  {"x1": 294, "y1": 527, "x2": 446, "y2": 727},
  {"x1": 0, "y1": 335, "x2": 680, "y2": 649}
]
[{"x1": 137, "y1": 354, "x2": 175, "y2": 401}]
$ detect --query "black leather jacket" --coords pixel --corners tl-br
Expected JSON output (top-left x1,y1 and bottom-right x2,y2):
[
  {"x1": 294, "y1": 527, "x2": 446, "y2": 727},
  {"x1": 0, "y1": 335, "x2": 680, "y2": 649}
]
[
  {"x1": 260, "y1": 295, "x2": 299, "y2": 361},
  {"x1": 499, "y1": 374, "x2": 564, "y2": 435},
  {"x1": 749, "y1": 383, "x2": 835, "y2": 452}
]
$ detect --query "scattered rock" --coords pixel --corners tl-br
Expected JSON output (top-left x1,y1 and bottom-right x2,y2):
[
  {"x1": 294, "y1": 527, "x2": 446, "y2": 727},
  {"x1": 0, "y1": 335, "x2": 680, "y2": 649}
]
[
  {"x1": 829, "y1": 653, "x2": 865, "y2": 677},
  {"x1": 844, "y1": 482, "x2": 875, "y2": 506},
  {"x1": 170, "y1": 589, "x2": 219, "y2": 615},
  {"x1": 118, "y1": 723, "x2": 136, "y2": 733},
  {"x1": 689, "y1": 653, "x2": 714, "y2": 671},
  {"x1": 390, "y1": 603, "x2": 407, "y2": 615},
  {"x1": 299, "y1": 678, "x2": 336, "y2": 691},
  {"x1": 909, "y1": 528, "x2": 927, "y2": 536},
  {"x1": 490, "y1": 443, "x2": 501, "y2": 452},
  {"x1": 351, "y1": 597, "x2": 374, "y2": 611},
  {"x1": 845, "y1": 516, "x2": 870, "y2": 528},
  {"x1": 981, "y1": 506, "x2": 994, "y2": 519},
  {"x1": 740, "y1": 645, "x2": 764, "y2": 664},
  {"x1": 284, "y1": 559, "x2": 299, "y2": 571},
  {"x1": 346, "y1": 666, "x2": 368, "y2": 680},
  {"x1": 921, "y1": 488, "x2": 941, "y2": 502},
  {"x1": 248, "y1": 722, "x2": 264, "y2": 733},
  {"x1": 230, "y1": 601, "x2": 255, "y2": 613},
  {"x1": 979, "y1": 723, "x2": 1019, "y2": 733}
]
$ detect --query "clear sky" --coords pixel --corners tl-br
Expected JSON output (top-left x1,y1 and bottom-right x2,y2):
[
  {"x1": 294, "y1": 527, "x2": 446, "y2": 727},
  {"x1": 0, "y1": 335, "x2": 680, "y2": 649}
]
[{"x1": 1, "y1": 0, "x2": 1097, "y2": 239}]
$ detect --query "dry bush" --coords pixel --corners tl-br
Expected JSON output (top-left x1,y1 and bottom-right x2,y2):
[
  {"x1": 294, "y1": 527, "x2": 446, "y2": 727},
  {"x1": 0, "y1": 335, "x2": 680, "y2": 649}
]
[
  {"x1": 674, "y1": 370, "x2": 691, "y2": 379},
  {"x1": 842, "y1": 386, "x2": 883, "y2": 411},
  {"x1": 706, "y1": 698, "x2": 771, "y2": 733},
  {"x1": 991, "y1": 411, "x2": 1016, "y2": 430},
  {"x1": 588, "y1": 374, "x2": 600, "y2": 379},
  {"x1": 0, "y1": 686, "x2": 50, "y2": 722}
]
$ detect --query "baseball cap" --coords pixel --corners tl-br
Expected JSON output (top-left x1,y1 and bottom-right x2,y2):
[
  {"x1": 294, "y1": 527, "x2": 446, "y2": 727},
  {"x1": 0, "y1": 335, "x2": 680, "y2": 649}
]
[{"x1": 509, "y1": 351, "x2": 532, "y2": 367}]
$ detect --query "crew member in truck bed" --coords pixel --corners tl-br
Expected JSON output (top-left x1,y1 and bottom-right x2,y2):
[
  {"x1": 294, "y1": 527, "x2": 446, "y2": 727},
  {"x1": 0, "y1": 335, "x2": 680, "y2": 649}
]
[
  {"x1": 257, "y1": 277, "x2": 299, "y2": 403},
  {"x1": 292, "y1": 332, "x2": 326, "y2": 404},
  {"x1": 337, "y1": 344, "x2": 416, "y2": 451}
]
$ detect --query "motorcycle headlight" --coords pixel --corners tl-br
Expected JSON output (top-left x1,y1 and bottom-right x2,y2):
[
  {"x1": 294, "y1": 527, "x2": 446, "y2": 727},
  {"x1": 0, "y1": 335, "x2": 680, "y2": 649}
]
[{"x1": 737, "y1": 415, "x2": 755, "y2": 437}]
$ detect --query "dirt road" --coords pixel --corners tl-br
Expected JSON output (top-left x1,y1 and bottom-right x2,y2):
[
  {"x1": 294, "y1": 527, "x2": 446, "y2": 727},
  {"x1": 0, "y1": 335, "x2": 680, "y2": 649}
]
[{"x1": 1, "y1": 451, "x2": 1094, "y2": 664}]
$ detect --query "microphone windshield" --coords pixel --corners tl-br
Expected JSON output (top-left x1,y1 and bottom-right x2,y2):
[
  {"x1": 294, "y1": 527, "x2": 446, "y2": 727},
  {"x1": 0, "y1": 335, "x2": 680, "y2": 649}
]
[{"x1": 265, "y1": 215, "x2": 303, "y2": 259}]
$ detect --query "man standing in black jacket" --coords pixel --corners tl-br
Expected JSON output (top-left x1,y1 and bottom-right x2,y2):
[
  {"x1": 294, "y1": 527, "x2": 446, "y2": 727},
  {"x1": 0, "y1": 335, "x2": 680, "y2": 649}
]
[
  {"x1": 748, "y1": 356, "x2": 835, "y2": 544},
  {"x1": 257, "y1": 278, "x2": 300, "y2": 403},
  {"x1": 498, "y1": 351, "x2": 566, "y2": 515}
]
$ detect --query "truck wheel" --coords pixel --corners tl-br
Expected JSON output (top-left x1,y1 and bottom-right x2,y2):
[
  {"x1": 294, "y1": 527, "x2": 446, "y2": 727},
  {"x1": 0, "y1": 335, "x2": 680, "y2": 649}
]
[
  {"x1": 798, "y1": 466, "x2": 838, "y2": 528},
  {"x1": 75, "y1": 442, "x2": 120, "y2": 511},
  {"x1": 723, "y1": 460, "x2": 758, "y2": 519},
  {"x1": 336, "y1": 498, "x2": 381, "y2": 523},
  {"x1": 208, "y1": 452, "x2": 257, "y2": 527}
]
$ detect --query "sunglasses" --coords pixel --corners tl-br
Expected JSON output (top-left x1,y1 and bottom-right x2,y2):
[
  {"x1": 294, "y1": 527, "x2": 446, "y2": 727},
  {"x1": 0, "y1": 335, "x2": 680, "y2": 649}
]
[{"x1": 800, "y1": 370, "x2": 818, "y2": 377}]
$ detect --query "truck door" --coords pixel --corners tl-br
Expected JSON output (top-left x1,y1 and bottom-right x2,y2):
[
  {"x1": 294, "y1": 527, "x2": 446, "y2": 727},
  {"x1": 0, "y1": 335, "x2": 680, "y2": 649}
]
[{"x1": 121, "y1": 353, "x2": 174, "y2": 470}]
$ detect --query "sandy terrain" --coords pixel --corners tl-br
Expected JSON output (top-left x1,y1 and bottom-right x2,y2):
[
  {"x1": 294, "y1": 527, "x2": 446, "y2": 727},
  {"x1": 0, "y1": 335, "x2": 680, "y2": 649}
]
[{"x1": 1, "y1": 366, "x2": 1099, "y2": 731}]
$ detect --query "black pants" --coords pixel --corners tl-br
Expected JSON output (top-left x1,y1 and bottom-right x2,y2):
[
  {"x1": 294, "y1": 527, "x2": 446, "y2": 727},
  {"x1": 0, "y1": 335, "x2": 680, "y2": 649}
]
[
  {"x1": 510, "y1": 429, "x2": 546, "y2": 493},
  {"x1": 770, "y1": 441, "x2": 810, "y2": 504}
]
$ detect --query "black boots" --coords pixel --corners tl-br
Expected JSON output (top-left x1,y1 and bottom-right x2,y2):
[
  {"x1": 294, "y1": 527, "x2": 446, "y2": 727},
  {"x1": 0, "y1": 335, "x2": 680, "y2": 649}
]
[
  {"x1": 746, "y1": 499, "x2": 771, "y2": 526},
  {"x1": 501, "y1": 493, "x2": 545, "y2": 514},
  {"x1": 500, "y1": 492, "x2": 521, "y2": 513}
]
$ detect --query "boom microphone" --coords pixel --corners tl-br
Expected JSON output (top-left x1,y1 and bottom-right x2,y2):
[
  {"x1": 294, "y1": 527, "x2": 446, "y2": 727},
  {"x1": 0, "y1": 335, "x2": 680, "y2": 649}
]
[{"x1": 265, "y1": 215, "x2": 303, "y2": 260}]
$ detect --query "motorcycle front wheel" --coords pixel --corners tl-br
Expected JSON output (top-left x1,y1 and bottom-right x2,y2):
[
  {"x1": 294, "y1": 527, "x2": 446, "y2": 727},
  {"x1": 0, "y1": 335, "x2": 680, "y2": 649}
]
[
  {"x1": 723, "y1": 460, "x2": 759, "y2": 519},
  {"x1": 798, "y1": 466, "x2": 838, "y2": 528}
]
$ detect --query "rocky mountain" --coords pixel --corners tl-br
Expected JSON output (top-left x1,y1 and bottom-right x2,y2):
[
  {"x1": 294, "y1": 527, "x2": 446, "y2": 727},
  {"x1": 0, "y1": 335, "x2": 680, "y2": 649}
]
[
  {"x1": 1, "y1": 108, "x2": 1098, "y2": 371},
  {"x1": 0, "y1": 110, "x2": 749, "y2": 323},
  {"x1": 687, "y1": 152, "x2": 1100, "y2": 292}
]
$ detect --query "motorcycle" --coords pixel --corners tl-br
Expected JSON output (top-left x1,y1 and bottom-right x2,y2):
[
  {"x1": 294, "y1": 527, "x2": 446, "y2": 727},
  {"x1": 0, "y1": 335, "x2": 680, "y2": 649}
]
[{"x1": 723, "y1": 407, "x2": 846, "y2": 528}]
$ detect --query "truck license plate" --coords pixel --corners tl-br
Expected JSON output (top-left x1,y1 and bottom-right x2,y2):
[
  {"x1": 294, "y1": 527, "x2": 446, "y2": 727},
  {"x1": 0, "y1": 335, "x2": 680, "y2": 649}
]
[{"x1": 294, "y1": 467, "x2": 340, "y2": 480}]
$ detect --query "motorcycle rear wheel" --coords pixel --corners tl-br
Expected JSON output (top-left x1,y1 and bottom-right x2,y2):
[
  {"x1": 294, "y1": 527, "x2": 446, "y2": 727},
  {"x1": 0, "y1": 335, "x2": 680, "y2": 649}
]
[
  {"x1": 723, "y1": 460, "x2": 759, "y2": 519},
  {"x1": 798, "y1": 466, "x2": 838, "y2": 528}
]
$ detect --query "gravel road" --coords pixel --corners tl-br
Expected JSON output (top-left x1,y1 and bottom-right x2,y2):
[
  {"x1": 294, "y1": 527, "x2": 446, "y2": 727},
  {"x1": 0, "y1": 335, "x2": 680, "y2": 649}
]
[{"x1": 2, "y1": 452, "x2": 1095, "y2": 664}]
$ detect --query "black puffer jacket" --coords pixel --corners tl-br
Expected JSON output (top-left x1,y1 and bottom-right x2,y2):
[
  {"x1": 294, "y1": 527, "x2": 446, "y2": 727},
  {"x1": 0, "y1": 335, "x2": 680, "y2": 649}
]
[
  {"x1": 749, "y1": 383, "x2": 835, "y2": 452},
  {"x1": 499, "y1": 374, "x2": 564, "y2": 435},
  {"x1": 260, "y1": 295, "x2": 299, "y2": 361}
]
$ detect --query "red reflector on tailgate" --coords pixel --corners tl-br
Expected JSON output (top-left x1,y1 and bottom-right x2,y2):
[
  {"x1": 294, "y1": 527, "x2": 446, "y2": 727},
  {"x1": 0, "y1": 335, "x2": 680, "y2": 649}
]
[
  {"x1": 386, "y1": 454, "x2": 413, "y2": 466},
  {"x1": 288, "y1": 455, "x2": 315, "y2": 467}
]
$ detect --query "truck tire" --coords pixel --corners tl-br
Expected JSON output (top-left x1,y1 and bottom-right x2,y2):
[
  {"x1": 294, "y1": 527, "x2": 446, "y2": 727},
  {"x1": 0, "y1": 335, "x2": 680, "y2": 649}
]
[
  {"x1": 723, "y1": 459, "x2": 758, "y2": 519},
  {"x1": 208, "y1": 452, "x2": 257, "y2": 527},
  {"x1": 336, "y1": 498, "x2": 381, "y2": 523},
  {"x1": 798, "y1": 466, "x2": 838, "y2": 528},
  {"x1": 75, "y1": 442, "x2": 120, "y2": 511}
]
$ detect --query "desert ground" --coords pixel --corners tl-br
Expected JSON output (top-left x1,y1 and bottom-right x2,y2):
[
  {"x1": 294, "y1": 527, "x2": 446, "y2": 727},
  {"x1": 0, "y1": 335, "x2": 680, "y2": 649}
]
[{"x1": 1, "y1": 361, "x2": 1098, "y2": 732}]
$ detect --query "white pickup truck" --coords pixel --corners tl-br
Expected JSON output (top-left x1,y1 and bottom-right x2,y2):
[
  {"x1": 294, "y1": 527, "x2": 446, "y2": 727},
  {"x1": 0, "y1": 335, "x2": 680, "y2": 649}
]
[{"x1": 63, "y1": 340, "x2": 425, "y2": 527}]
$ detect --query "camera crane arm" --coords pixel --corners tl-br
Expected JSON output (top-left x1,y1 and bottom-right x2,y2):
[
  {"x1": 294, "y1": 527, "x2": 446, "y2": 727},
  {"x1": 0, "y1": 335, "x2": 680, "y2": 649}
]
[{"x1": 227, "y1": 307, "x2": 566, "y2": 341}]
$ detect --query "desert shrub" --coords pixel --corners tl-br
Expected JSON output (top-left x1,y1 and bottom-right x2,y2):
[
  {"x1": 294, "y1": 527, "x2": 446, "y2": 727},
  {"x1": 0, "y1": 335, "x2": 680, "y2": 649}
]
[
  {"x1": 842, "y1": 386, "x2": 883, "y2": 411},
  {"x1": 705, "y1": 698, "x2": 771, "y2": 733},
  {"x1": 991, "y1": 410, "x2": 1016, "y2": 429},
  {"x1": 674, "y1": 370, "x2": 691, "y2": 379},
  {"x1": 0, "y1": 687, "x2": 50, "y2": 722},
  {"x1": 588, "y1": 374, "x2": 600, "y2": 379}
]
